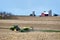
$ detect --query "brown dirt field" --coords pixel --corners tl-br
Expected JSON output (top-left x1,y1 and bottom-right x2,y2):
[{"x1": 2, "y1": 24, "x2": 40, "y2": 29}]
[
  {"x1": 0, "y1": 30, "x2": 60, "y2": 40},
  {"x1": 0, "y1": 16, "x2": 60, "y2": 30},
  {"x1": 12, "y1": 16, "x2": 60, "y2": 21},
  {"x1": 0, "y1": 16, "x2": 60, "y2": 40}
]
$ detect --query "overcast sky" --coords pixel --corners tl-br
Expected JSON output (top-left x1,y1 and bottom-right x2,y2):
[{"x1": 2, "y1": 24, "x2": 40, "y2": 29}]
[{"x1": 0, "y1": 0, "x2": 60, "y2": 15}]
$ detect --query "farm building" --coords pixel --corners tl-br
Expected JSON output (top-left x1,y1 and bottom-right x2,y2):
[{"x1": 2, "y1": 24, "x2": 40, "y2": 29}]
[
  {"x1": 41, "y1": 11, "x2": 52, "y2": 17},
  {"x1": 41, "y1": 11, "x2": 49, "y2": 17}
]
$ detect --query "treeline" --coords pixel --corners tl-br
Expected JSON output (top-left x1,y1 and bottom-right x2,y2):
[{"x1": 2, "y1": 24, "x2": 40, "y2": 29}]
[
  {"x1": 0, "y1": 12, "x2": 13, "y2": 19},
  {"x1": 0, "y1": 11, "x2": 59, "y2": 19}
]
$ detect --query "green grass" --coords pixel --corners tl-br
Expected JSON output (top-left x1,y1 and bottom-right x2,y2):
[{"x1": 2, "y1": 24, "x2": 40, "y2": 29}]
[{"x1": 39, "y1": 30, "x2": 60, "y2": 32}]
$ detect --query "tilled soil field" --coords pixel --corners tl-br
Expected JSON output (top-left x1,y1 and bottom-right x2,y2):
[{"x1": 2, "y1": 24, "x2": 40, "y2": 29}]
[
  {"x1": 0, "y1": 30, "x2": 60, "y2": 40},
  {"x1": 0, "y1": 16, "x2": 60, "y2": 40}
]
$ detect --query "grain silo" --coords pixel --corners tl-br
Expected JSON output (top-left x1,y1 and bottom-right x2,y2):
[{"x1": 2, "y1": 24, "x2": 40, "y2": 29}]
[{"x1": 48, "y1": 10, "x2": 52, "y2": 16}]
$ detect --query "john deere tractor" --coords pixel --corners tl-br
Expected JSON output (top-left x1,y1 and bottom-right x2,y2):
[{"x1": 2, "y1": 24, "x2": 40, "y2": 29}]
[{"x1": 10, "y1": 25, "x2": 33, "y2": 32}]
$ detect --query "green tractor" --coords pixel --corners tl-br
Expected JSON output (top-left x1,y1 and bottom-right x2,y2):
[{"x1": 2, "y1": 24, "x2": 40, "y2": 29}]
[{"x1": 10, "y1": 25, "x2": 33, "y2": 32}]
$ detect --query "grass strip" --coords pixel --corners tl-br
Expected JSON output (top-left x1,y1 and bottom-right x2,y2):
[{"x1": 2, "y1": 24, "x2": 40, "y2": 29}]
[{"x1": 40, "y1": 30, "x2": 60, "y2": 32}]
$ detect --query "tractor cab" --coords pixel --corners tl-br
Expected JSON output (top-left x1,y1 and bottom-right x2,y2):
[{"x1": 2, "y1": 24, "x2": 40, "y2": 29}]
[{"x1": 10, "y1": 25, "x2": 20, "y2": 31}]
